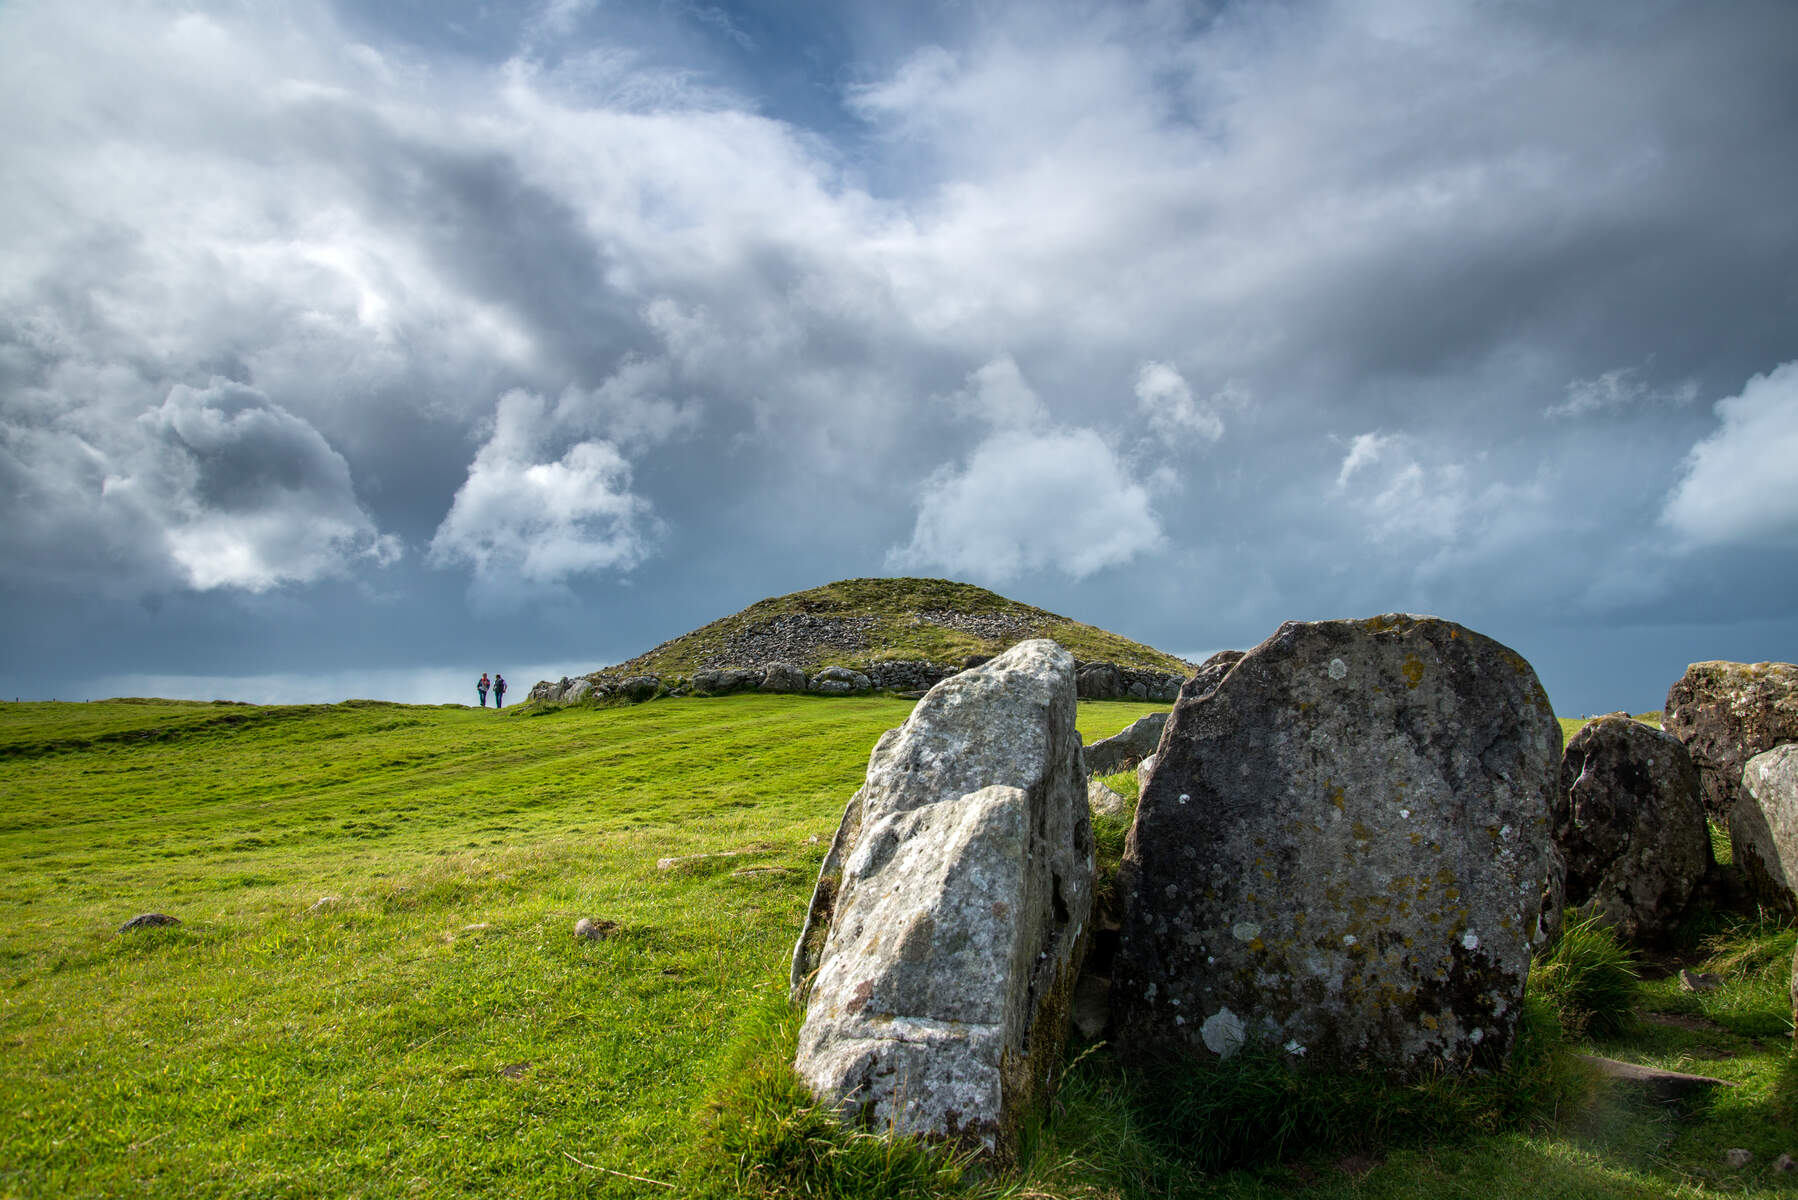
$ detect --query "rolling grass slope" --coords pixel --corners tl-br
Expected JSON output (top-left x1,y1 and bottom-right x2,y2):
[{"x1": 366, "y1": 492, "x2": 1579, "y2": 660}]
[{"x1": 2, "y1": 696, "x2": 1792, "y2": 1199}]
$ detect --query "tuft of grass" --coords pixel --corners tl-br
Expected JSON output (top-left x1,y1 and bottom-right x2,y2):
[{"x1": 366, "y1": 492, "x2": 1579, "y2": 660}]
[
  {"x1": 1531, "y1": 911, "x2": 1640, "y2": 1038},
  {"x1": 1690, "y1": 914, "x2": 1798, "y2": 1038}
]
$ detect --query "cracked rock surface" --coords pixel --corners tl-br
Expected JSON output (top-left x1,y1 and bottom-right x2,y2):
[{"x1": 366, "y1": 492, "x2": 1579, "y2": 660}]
[{"x1": 789, "y1": 639, "x2": 1093, "y2": 1162}]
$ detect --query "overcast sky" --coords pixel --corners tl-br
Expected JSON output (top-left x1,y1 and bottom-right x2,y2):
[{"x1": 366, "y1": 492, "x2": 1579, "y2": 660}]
[{"x1": 2, "y1": 0, "x2": 1794, "y2": 712}]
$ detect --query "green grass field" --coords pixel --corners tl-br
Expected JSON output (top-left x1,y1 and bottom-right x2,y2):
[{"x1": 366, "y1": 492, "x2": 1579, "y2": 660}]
[{"x1": 1, "y1": 697, "x2": 1792, "y2": 1199}]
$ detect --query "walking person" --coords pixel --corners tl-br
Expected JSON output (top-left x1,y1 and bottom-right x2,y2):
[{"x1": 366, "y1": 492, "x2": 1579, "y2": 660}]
[
  {"x1": 477, "y1": 672, "x2": 490, "y2": 707},
  {"x1": 493, "y1": 674, "x2": 507, "y2": 708}
]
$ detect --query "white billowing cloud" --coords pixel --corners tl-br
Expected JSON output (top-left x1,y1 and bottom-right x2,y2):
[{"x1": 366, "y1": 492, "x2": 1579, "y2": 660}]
[
  {"x1": 1335, "y1": 432, "x2": 1471, "y2": 544},
  {"x1": 1135, "y1": 362, "x2": 1228, "y2": 442},
  {"x1": 951, "y1": 356, "x2": 1048, "y2": 431},
  {"x1": 1662, "y1": 362, "x2": 1798, "y2": 546},
  {"x1": 429, "y1": 389, "x2": 658, "y2": 593},
  {"x1": 889, "y1": 426, "x2": 1162, "y2": 583},
  {"x1": 1548, "y1": 364, "x2": 1699, "y2": 419}
]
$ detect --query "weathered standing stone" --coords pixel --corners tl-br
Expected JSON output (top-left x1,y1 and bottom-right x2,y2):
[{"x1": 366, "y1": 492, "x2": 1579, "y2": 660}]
[
  {"x1": 1555, "y1": 714, "x2": 1712, "y2": 943},
  {"x1": 1735, "y1": 743, "x2": 1798, "y2": 915},
  {"x1": 1790, "y1": 939, "x2": 1798, "y2": 1042},
  {"x1": 790, "y1": 640, "x2": 1093, "y2": 1161},
  {"x1": 1084, "y1": 712, "x2": 1169, "y2": 777},
  {"x1": 1113, "y1": 615, "x2": 1561, "y2": 1073},
  {"x1": 1664, "y1": 661, "x2": 1798, "y2": 820}
]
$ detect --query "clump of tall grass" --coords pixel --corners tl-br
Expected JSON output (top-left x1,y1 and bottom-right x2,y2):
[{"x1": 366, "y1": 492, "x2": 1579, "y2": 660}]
[
  {"x1": 1530, "y1": 910, "x2": 1640, "y2": 1038},
  {"x1": 1691, "y1": 910, "x2": 1798, "y2": 1038}
]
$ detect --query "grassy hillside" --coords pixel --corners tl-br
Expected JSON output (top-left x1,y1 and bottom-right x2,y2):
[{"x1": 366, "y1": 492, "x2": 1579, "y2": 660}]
[
  {"x1": 600, "y1": 577, "x2": 1193, "y2": 678},
  {"x1": 2, "y1": 697, "x2": 1792, "y2": 1199}
]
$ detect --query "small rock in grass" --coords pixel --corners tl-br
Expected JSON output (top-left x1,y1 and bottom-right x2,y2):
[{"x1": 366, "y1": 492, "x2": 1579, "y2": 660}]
[
  {"x1": 574, "y1": 917, "x2": 617, "y2": 941},
  {"x1": 1679, "y1": 969, "x2": 1724, "y2": 992},
  {"x1": 1775, "y1": 1153, "x2": 1796, "y2": 1173},
  {"x1": 1088, "y1": 778, "x2": 1128, "y2": 818},
  {"x1": 497, "y1": 1061, "x2": 529, "y2": 1079},
  {"x1": 1724, "y1": 1148, "x2": 1754, "y2": 1169},
  {"x1": 118, "y1": 913, "x2": 180, "y2": 933}
]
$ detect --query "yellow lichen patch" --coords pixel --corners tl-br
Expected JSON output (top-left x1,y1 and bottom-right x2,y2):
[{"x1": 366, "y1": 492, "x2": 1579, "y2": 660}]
[
  {"x1": 1400, "y1": 655, "x2": 1426, "y2": 688},
  {"x1": 1352, "y1": 821, "x2": 1372, "y2": 840},
  {"x1": 1329, "y1": 786, "x2": 1346, "y2": 811},
  {"x1": 1249, "y1": 937, "x2": 1265, "y2": 952}
]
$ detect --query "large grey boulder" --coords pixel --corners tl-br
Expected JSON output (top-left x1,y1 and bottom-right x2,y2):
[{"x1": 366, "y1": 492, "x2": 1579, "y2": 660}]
[
  {"x1": 1076, "y1": 662, "x2": 1123, "y2": 700},
  {"x1": 1084, "y1": 712, "x2": 1168, "y2": 777},
  {"x1": 759, "y1": 661, "x2": 809, "y2": 693},
  {"x1": 1734, "y1": 743, "x2": 1798, "y2": 915},
  {"x1": 1555, "y1": 714, "x2": 1711, "y2": 943},
  {"x1": 789, "y1": 639, "x2": 1093, "y2": 1162},
  {"x1": 1664, "y1": 661, "x2": 1798, "y2": 820},
  {"x1": 811, "y1": 666, "x2": 873, "y2": 695},
  {"x1": 1113, "y1": 614, "x2": 1561, "y2": 1074}
]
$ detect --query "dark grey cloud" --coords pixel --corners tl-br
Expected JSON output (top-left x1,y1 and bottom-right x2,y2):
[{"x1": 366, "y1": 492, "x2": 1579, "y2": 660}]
[{"x1": 0, "y1": 0, "x2": 1793, "y2": 712}]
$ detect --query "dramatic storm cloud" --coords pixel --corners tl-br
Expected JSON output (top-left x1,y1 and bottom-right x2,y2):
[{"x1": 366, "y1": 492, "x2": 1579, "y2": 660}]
[{"x1": 1, "y1": 0, "x2": 1794, "y2": 710}]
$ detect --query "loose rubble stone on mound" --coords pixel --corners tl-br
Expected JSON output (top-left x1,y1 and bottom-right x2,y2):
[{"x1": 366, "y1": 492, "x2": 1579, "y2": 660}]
[
  {"x1": 1084, "y1": 712, "x2": 1169, "y2": 776},
  {"x1": 1735, "y1": 743, "x2": 1798, "y2": 915},
  {"x1": 704, "y1": 613, "x2": 877, "y2": 669},
  {"x1": 790, "y1": 639, "x2": 1093, "y2": 1162},
  {"x1": 916, "y1": 608, "x2": 1041, "y2": 640},
  {"x1": 1555, "y1": 714, "x2": 1711, "y2": 943},
  {"x1": 1112, "y1": 614, "x2": 1561, "y2": 1074},
  {"x1": 1664, "y1": 661, "x2": 1798, "y2": 821}
]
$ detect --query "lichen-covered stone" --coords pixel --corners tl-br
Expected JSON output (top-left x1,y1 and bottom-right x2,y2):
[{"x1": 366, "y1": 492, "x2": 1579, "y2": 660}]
[
  {"x1": 1735, "y1": 743, "x2": 1798, "y2": 915},
  {"x1": 1113, "y1": 614, "x2": 1560, "y2": 1074},
  {"x1": 1084, "y1": 712, "x2": 1168, "y2": 776},
  {"x1": 1555, "y1": 714, "x2": 1711, "y2": 943},
  {"x1": 1664, "y1": 661, "x2": 1798, "y2": 820},
  {"x1": 790, "y1": 639, "x2": 1093, "y2": 1161}
]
